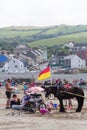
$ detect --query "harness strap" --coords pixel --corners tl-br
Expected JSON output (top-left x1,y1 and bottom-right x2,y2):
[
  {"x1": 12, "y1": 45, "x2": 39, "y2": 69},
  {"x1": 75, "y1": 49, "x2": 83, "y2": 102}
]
[{"x1": 60, "y1": 91, "x2": 85, "y2": 98}]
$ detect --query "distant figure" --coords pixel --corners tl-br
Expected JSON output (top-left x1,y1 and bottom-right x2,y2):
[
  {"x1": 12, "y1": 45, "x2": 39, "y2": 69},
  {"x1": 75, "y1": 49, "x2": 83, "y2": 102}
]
[
  {"x1": 11, "y1": 79, "x2": 16, "y2": 87},
  {"x1": 0, "y1": 82, "x2": 2, "y2": 87},
  {"x1": 63, "y1": 79, "x2": 73, "y2": 110},
  {"x1": 29, "y1": 81, "x2": 35, "y2": 88},
  {"x1": 23, "y1": 82, "x2": 28, "y2": 94},
  {"x1": 56, "y1": 79, "x2": 63, "y2": 87},
  {"x1": 5, "y1": 79, "x2": 14, "y2": 109}
]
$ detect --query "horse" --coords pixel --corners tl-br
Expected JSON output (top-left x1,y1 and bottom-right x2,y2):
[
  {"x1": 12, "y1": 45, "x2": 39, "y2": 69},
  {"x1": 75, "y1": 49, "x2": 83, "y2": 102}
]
[{"x1": 45, "y1": 86, "x2": 84, "y2": 112}]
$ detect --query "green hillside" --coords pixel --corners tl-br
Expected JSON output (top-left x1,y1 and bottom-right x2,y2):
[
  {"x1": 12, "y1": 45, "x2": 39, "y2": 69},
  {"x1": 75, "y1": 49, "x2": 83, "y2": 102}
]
[
  {"x1": 29, "y1": 32, "x2": 87, "y2": 47},
  {"x1": 0, "y1": 25, "x2": 87, "y2": 51},
  {"x1": 0, "y1": 27, "x2": 42, "y2": 38}
]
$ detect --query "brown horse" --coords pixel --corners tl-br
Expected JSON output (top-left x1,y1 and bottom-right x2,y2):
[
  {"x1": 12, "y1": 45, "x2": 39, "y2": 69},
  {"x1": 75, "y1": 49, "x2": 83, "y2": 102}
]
[{"x1": 45, "y1": 86, "x2": 84, "y2": 112}]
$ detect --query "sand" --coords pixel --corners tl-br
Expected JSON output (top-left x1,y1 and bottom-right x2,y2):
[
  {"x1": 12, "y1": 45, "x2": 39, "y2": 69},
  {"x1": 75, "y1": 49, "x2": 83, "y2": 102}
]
[{"x1": 0, "y1": 85, "x2": 87, "y2": 130}]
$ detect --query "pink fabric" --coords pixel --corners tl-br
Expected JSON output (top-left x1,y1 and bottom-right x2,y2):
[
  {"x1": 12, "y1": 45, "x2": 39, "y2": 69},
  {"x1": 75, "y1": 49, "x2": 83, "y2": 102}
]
[
  {"x1": 64, "y1": 84, "x2": 71, "y2": 89},
  {"x1": 27, "y1": 86, "x2": 44, "y2": 93},
  {"x1": 46, "y1": 103, "x2": 53, "y2": 109},
  {"x1": 40, "y1": 108, "x2": 48, "y2": 114},
  {"x1": 29, "y1": 82, "x2": 35, "y2": 87}
]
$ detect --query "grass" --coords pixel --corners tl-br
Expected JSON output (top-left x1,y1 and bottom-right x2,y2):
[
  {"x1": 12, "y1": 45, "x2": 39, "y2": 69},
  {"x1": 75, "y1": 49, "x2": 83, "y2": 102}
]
[
  {"x1": 0, "y1": 30, "x2": 42, "y2": 38},
  {"x1": 29, "y1": 32, "x2": 87, "y2": 47},
  {"x1": 0, "y1": 25, "x2": 87, "y2": 47}
]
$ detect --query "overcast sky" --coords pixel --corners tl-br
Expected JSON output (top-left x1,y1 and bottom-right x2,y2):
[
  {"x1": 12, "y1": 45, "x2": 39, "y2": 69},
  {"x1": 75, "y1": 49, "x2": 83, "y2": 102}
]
[{"x1": 0, "y1": 0, "x2": 87, "y2": 27}]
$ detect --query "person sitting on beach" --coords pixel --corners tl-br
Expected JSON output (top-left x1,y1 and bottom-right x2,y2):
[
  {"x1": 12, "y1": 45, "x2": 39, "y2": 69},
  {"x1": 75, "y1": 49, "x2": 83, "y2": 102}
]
[
  {"x1": 46, "y1": 101, "x2": 58, "y2": 110},
  {"x1": 11, "y1": 93, "x2": 31, "y2": 110},
  {"x1": 39, "y1": 107, "x2": 52, "y2": 115},
  {"x1": 46, "y1": 101, "x2": 54, "y2": 110},
  {"x1": 10, "y1": 94, "x2": 20, "y2": 107},
  {"x1": 39, "y1": 101, "x2": 55, "y2": 116}
]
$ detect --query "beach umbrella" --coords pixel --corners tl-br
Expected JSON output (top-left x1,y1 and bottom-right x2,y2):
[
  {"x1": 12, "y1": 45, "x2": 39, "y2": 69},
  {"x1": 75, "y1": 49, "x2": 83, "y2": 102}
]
[{"x1": 27, "y1": 86, "x2": 44, "y2": 93}]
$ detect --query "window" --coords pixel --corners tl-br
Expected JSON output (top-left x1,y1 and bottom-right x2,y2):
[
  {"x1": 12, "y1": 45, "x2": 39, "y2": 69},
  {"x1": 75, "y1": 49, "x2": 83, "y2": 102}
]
[{"x1": 15, "y1": 65, "x2": 18, "y2": 68}]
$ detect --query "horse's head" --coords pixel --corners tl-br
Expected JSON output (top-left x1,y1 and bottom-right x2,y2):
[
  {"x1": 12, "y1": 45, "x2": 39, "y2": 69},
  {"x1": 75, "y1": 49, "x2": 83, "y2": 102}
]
[{"x1": 45, "y1": 87, "x2": 52, "y2": 98}]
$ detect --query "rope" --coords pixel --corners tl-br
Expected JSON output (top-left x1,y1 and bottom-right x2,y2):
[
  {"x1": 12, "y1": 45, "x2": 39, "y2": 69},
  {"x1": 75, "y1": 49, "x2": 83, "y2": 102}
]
[{"x1": 60, "y1": 91, "x2": 85, "y2": 98}]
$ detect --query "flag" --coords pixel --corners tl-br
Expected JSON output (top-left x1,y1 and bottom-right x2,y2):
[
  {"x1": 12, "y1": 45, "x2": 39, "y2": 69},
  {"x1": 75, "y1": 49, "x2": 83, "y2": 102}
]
[{"x1": 38, "y1": 66, "x2": 51, "y2": 81}]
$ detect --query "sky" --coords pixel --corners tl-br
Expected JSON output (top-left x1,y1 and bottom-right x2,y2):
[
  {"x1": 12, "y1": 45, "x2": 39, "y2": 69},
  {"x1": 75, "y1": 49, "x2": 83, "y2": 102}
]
[{"x1": 0, "y1": 0, "x2": 87, "y2": 28}]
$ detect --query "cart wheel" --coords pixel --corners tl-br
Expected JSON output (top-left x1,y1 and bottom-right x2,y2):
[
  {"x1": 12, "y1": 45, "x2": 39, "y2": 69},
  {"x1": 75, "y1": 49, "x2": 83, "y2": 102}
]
[
  {"x1": 38, "y1": 103, "x2": 46, "y2": 110},
  {"x1": 29, "y1": 102, "x2": 36, "y2": 110}
]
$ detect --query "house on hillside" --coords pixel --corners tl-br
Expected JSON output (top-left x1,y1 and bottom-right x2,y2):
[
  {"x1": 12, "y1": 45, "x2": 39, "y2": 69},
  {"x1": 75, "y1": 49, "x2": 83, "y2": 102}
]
[
  {"x1": 63, "y1": 55, "x2": 86, "y2": 69},
  {"x1": 49, "y1": 56, "x2": 64, "y2": 68},
  {"x1": 0, "y1": 54, "x2": 8, "y2": 69},
  {"x1": 39, "y1": 47, "x2": 48, "y2": 62},
  {"x1": 14, "y1": 45, "x2": 30, "y2": 54},
  {"x1": 23, "y1": 47, "x2": 48, "y2": 64},
  {"x1": 0, "y1": 54, "x2": 8, "y2": 62},
  {"x1": 0, "y1": 58, "x2": 28, "y2": 73},
  {"x1": 65, "y1": 42, "x2": 74, "y2": 49},
  {"x1": 77, "y1": 48, "x2": 87, "y2": 66},
  {"x1": 14, "y1": 46, "x2": 47, "y2": 66}
]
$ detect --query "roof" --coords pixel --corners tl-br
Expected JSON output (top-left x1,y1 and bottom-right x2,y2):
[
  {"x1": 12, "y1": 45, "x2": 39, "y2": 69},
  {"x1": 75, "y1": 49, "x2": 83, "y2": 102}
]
[
  {"x1": 16, "y1": 45, "x2": 29, "y2": 49},
  {"x1": 0, "y1": 55, "x2": 8, "y2": 62},
  {"x1": 64, "y1": 55, "x2": 77, "y2": 60}
]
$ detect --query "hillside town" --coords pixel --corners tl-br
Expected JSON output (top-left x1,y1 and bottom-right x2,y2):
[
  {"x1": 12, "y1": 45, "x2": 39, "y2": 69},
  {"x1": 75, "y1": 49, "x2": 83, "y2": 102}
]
[{"x1": 0, "y1": 42, "x2": 87, "y2": 74}]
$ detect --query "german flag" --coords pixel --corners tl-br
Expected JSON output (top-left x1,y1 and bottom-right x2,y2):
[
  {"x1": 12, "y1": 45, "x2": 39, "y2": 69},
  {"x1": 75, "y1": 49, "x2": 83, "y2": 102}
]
[{"x1": 38, "y1": 66, "x2": 51, "y2": 81}]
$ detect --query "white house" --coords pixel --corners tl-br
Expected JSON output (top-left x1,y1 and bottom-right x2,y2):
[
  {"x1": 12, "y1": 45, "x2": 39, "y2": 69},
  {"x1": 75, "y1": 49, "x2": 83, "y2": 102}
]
[
  {"x1": 65, "y1": 42, "x2": 74, "y2": 49},
  {"x1": 64, "y1": 55, "x2": 86, "y2": 69},
  {"x1": 1, "y1": 58, "x2": 28, "y2": 73}
]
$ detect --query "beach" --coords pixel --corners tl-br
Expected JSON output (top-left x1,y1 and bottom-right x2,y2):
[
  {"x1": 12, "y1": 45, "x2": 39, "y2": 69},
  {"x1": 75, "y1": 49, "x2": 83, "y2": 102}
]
[{"x1": 0, "y1": 84, "x2": 87, "y2": 130}]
